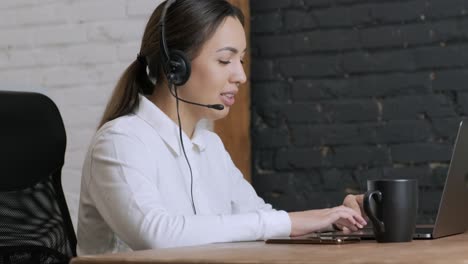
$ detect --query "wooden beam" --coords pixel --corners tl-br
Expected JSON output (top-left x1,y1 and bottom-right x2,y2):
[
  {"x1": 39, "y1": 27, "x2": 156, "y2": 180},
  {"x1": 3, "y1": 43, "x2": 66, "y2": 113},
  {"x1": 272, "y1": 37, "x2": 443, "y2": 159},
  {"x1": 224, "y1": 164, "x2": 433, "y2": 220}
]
[{"x1": 214, "y1": 0, "x2": 251, "y2": 182}]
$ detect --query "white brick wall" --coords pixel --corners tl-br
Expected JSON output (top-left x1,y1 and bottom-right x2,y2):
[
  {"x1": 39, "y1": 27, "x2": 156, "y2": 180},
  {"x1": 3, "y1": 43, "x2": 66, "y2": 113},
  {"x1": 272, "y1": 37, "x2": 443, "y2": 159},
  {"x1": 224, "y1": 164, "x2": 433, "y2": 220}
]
[{"x1": 0, "y1": 0, "x2": 163, "y2": 230}]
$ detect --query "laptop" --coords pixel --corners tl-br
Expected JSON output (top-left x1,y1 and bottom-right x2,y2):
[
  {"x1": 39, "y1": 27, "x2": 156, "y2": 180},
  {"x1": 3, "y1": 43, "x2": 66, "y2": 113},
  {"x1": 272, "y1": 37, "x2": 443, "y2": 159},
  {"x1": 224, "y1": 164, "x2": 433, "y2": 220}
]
[{"x1": 321, "y1": 120, "x2": 468, "y2": 240}]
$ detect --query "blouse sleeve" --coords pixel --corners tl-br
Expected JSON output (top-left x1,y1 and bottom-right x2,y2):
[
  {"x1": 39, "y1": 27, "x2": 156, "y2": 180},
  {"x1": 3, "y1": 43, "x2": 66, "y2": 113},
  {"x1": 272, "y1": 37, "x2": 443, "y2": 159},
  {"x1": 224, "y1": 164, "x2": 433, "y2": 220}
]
[
  {"x1": 224, "y1": 148, "x2": 291, "y2": 238},
  {"x1": 86, "y1": 128, "x2": 290, "y2": 250}
]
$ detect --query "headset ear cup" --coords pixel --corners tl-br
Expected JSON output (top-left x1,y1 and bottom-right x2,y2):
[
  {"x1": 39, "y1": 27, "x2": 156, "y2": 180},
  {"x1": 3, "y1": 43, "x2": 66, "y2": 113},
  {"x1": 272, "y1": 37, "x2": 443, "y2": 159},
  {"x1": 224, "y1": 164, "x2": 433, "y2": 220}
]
[{"x1": 168, "y1": 49, "x2": 191, "y2": 86}]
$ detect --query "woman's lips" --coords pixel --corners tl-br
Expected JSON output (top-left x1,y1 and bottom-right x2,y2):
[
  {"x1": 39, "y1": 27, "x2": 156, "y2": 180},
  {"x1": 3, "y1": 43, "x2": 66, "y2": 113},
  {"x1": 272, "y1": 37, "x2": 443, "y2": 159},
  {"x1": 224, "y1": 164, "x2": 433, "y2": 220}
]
[{"x1": 220, "y1": 92, "x2": 236, "y2": 107}]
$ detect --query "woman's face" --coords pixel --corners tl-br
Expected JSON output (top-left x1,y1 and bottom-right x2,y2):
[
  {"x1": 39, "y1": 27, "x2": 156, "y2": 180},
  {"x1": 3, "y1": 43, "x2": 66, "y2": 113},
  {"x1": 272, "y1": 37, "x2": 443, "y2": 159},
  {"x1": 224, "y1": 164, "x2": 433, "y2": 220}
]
[{"x1": 179, "y1": 16, "x2": 247, "y2": 121}]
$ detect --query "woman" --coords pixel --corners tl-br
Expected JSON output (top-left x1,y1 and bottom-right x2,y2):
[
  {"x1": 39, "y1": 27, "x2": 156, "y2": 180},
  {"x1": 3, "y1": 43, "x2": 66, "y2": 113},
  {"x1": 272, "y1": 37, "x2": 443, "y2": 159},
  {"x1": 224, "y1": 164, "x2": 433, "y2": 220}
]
[{"x1": 76, "y1": 0, "x2": 366, "y2": 255}]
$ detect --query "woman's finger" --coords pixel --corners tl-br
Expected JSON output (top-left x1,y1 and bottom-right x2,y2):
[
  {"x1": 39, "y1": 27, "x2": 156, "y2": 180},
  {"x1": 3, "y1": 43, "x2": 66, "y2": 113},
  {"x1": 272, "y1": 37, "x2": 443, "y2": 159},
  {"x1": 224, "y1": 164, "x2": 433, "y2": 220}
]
[
  {"x1": 334, "y1": 206, "x2": 367, "y2": 226},
  {"x1": 332, "y1": 211, "x2": 364, "y2": 231},
  {"x1": 341, "y1": 226, "x2": 352, "y2": 234}
]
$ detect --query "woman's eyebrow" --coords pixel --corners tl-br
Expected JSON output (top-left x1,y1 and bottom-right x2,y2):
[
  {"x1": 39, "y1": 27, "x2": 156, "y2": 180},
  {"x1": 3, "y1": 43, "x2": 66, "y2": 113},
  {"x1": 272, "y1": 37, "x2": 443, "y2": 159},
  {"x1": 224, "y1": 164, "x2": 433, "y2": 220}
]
[{"x1": 216, "y1": 47, "x2": 247, "y2": 53}]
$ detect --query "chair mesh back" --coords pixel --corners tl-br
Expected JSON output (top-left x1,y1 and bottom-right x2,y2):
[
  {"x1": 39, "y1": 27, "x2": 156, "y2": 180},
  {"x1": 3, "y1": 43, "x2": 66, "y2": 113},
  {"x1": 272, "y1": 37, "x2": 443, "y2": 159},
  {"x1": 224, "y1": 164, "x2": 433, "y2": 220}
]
[
  {"x1": 0, "y1": 178, "x2": 74, "y2": 257},
  {"x1": 0, "y1": 91, "x2": 76, "y2": 264},
  {"x1": 0, "y1": 246, "x2": 69, "y2": 264}
]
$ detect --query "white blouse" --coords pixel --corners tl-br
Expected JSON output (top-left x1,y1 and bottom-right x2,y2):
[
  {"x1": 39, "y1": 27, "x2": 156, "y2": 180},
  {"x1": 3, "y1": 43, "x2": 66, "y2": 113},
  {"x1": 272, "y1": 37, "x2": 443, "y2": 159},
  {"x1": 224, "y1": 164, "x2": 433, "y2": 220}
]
[{"x1": 76, "y1": 96, "x2": 291, "y2": 255}]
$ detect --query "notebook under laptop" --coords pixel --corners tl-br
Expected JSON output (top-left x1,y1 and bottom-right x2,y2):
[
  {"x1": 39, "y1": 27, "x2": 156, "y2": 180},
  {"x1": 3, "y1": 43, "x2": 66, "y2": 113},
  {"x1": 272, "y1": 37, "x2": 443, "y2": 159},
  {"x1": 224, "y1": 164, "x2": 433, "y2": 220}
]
[{"x1": 322, "y1": 120, "x2": 468, "y2": 240}]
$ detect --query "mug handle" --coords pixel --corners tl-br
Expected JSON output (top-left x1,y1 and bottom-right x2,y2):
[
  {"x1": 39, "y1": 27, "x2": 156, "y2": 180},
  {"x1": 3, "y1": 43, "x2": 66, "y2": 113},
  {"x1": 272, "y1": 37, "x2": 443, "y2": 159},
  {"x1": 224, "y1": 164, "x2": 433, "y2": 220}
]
[{"x1": 363, "y1": 190, "x2": 385, "y2": 233}]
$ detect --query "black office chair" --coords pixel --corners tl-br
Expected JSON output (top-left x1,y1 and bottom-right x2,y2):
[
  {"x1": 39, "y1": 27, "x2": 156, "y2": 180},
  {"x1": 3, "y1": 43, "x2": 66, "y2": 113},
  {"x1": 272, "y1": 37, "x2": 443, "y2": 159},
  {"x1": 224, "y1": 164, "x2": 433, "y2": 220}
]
[{"x1": 0, "y1": 91, "x2": 77, "y2": 264}]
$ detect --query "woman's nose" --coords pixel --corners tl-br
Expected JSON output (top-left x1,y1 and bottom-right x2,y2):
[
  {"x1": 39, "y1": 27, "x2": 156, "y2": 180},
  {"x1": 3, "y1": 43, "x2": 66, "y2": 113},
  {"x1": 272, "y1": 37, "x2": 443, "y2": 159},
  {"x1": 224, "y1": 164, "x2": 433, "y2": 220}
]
[{"x1": 232, "y1": 62, "x2": 247, "y2": 85}]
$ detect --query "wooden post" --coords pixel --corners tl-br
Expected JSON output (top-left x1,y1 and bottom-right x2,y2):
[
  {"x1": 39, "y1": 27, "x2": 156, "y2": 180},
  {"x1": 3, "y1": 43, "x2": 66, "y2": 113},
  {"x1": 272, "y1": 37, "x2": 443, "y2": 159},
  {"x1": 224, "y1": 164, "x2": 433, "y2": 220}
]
[{"x1": 214, "y1": 0, "x2": 251, "y2": 182}]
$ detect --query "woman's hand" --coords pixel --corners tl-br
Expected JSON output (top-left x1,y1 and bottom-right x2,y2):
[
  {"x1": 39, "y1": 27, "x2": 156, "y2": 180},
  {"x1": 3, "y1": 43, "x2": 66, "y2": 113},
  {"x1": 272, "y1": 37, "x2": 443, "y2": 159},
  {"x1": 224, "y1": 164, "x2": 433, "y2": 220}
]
[
  {"x1": 343, "y1": 194, "x2": 365, "y2": 216},
  {"x1": 336, "y1": 194, "x2": 368, "y2": 232},
  {"x1": 288, "y1": 205, "x2": 367, "y2": 237}
]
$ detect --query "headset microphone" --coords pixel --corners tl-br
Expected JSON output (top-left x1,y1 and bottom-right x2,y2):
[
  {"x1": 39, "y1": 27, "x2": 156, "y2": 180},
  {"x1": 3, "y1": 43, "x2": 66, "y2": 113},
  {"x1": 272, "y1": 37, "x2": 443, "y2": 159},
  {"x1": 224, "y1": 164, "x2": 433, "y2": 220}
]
[
  {"x1": 167, "y1": 86, "x2": 225, "y2": 110},
  {"x1": 175, "y1": 97, "x2": 224, "y2": 110},
  {"x1": 208, "y1": 104, "x2": 225, "y2": 110}
]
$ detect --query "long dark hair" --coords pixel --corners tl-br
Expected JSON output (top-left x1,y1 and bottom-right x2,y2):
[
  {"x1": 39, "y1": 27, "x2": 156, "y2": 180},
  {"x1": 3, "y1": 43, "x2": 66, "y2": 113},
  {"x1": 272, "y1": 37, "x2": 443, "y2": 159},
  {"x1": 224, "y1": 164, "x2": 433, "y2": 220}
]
[{"x1": 99, "y1": 0, "x2": 244, "y2": 127}]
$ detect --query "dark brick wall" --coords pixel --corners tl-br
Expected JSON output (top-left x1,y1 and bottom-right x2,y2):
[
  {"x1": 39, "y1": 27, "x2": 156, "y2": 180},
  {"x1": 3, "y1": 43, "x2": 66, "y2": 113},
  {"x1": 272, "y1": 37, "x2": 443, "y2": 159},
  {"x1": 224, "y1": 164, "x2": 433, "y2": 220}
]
[{"x1": 250, "y1": 0, "x2": 468, "y2": 223}]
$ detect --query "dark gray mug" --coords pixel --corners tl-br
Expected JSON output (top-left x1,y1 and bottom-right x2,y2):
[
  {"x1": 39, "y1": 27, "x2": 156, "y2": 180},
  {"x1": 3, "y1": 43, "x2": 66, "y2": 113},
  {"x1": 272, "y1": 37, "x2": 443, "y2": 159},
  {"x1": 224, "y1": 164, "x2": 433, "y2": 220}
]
[{"x1": 364, "y1": 179, "x2": 418, "y2": 243}]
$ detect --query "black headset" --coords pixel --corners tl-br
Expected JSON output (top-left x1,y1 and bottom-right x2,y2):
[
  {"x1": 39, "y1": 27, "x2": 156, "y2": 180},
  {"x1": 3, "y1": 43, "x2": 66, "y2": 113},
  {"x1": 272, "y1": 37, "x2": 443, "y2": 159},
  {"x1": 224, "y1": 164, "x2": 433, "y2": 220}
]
[
  {"x1": 159, "y1": 0, "x2": 197, "y2": 215},
  {"x1": 159, "y1": 0, "x2": 191, "y2": 86},
  {"x1": 155, "y1": 0, "x2": 227, "y2": 216},
  {"x1": 158, "y1": 0, "x2": 224, "y2": 110}
]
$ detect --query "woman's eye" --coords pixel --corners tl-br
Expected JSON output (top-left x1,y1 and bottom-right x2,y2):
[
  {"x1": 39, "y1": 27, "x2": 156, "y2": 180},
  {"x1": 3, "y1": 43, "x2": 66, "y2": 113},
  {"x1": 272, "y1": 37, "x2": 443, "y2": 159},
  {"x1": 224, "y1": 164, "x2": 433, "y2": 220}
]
[
  {"x1": 219, "y1": 60, "x2": 230, "y2": 65},
  {"x1": 240, "y1": 59, "x2": 245, "y2": 65}
]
